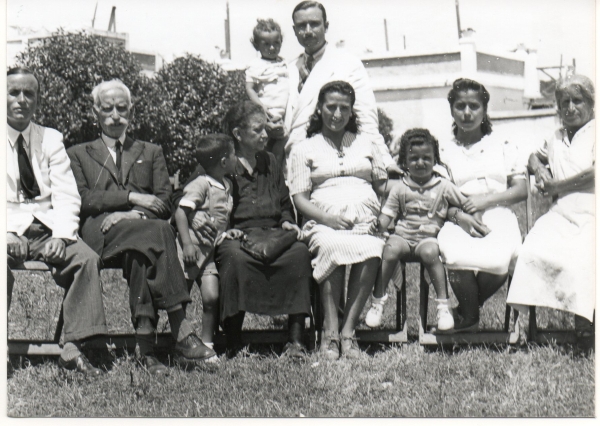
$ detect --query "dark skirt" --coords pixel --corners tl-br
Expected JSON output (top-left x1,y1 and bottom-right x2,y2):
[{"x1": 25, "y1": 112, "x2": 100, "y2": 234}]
[{"x1": 215, "y1": 240, "x2": 312, "y2": 321}]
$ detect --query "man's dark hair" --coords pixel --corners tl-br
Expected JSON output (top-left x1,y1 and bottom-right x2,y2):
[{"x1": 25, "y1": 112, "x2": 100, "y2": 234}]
[
  {"x1": 7, "y1": 67, "x2": 40, "y2": 95},
  {"x1": 292, "y1": 1, "x2": 327, "y2": 23},
  {"x1": 195, "y1": 133, "x2": 235, "y2": 170}
]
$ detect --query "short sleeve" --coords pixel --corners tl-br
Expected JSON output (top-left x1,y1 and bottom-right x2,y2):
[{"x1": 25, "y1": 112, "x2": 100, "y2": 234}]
[
  {"x1": 370, "y1": 140, "x2": 388, "y2": 181},
  {"x1": 288, "y1": 144, "x2": 313, "y2": 196},
  {"x1": 179, "y1": 177, "x2": 208, "y2": 210},
  {"x1": 381, "y1": 186, "x2": 401, "y2": 218},
  {"x1": 503, "y1": 140, "x2": 526, "y2": 181},
  {"x1": 443, "y1": 180, "x2": 468, "y2": 208},
  {"x1": 245, "y1": 67, "x2": 256, "y2": 84}
]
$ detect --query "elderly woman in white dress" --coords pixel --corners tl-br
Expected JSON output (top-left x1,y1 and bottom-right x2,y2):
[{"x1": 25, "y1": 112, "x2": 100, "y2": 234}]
[
  {"x1": 507, "y1": 74, "x2": 595, "y2": 344},
  {"x1": 437, "y1": 78, "x2": 528, "y2": 331},
  {"x1": 289, "y1": 81, "x2": 388, "y2": 359}
]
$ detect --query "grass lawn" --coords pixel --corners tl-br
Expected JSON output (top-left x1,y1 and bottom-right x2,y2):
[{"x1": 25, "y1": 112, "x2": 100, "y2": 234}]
[{"x1": 6, "y1": 196, "x2": 595, "y2": 417}]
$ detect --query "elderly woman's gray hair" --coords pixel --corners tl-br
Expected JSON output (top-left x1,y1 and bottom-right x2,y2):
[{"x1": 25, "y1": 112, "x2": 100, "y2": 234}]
[
  {"x1": 555, "y1": 74, "x2": 595, "y2": 108},
  {"x1": 91, "y1": 79, "x2": 132, "y2": 107}
]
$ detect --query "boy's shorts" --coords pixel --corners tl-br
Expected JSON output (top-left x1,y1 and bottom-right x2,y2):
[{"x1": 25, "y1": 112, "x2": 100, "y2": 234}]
[
  {"x1": 386, "y1": 234, "x2": 439, "y2": 261},
  {"x1": 185, "y1": 255, "x2": 218, "y2": 282},
  {"x1": 177, "y1": 234, "x2": 219, "y2": 282}
]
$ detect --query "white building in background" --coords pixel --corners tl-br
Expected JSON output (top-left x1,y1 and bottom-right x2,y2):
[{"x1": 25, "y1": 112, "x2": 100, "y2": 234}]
[
  {"x1": 7, "y1": 26, "x2": 163, "y2": 77},
  {"x1": 362, "y1": 30, "x2": 557, "y2": 158}
]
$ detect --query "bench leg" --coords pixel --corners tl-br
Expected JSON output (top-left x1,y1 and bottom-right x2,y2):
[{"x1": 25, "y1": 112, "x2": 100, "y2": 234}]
[
  {"x1": 419, "y1": 265, "x2": 429, "y2": 331},
  {"x1": 54, "y1": 305, "x2": 64, "y2": 343},
  {"x1": 529, "y1": 306, "x2": 538, "y2": 342}
]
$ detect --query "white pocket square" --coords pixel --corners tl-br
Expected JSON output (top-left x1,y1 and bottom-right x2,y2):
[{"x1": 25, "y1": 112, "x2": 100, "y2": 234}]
[{"x1": 136, "y1": 160, "x2": 143, "y2": 163}]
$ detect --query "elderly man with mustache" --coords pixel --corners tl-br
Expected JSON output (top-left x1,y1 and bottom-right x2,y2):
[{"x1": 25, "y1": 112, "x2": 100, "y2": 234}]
[{"x1": 67, "y1": 79, "x2": 216, "y2": 375}]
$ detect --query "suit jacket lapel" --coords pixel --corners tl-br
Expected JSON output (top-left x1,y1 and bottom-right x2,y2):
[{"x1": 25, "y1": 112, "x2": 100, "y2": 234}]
[
  {"x1": 86, "y1": 138, "x2": 120, "y2": 184},
  {"x1": 29, "y1": 122, "x2": 46, "y2": 190},
  {"x1": 294, "y1": 47, "x2": 335, "y2": 123},
  {"x1": 121, "y1": 137, "x2": 144, "y2": 183}
]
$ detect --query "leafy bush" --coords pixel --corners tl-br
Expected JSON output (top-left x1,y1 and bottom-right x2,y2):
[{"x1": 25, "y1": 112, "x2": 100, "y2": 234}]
[
  {"x1": 15, "y1": 30, "x2": 145, "y2": 149},
  {"x1": 377, "y1": 107, "x2": 394, "y2": 146},
  {"x1": 152, "y1": 55, "x2": 247, "y2": 179},
  {"x1": 15, "y1": 31, "x2": 246, "y2": 180}
]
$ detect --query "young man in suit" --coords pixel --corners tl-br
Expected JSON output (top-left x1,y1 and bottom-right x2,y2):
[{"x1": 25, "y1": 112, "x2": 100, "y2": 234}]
[
  {"x1": 67, "y1": 80, "x2": 216, "y2": 374},
  {"x1": 285, "y1": 1, "x2": 402, "y2": 175},
  {"x1": 6, "y1": 67, "x2": 108, "y2": 376}
]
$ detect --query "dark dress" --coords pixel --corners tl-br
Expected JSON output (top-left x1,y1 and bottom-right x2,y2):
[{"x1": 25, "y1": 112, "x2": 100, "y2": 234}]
[{"x1": 215, "y1": 151, "x2": 312, "y2": 321}]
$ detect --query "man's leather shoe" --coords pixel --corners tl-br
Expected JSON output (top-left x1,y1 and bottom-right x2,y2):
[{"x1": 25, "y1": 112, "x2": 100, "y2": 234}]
[
  {"x1": 282, "y1": 341, "x2": 307, "y2": 359},
  {"x1": 138, "y1": 354, "x2": 169, "y2": 376},
  {"x1": 174, "y1": 333, "x2": 216, "y2": 361},
  {"x1": 58, "y1": 354, "x2": 103, "y2": 377}
]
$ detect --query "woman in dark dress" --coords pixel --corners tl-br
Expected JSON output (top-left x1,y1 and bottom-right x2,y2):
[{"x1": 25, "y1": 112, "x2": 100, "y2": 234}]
[{"x1": 215, "y1": 101, "x2": 312, "y2": 357}]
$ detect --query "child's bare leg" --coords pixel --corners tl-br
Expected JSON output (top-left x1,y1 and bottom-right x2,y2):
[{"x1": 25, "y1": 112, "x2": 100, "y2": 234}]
[
  {"x1": 415, "y1": 241, "x2": 447, "y2": 299},
  {"x1": 199, "y1": 274, "x2": 219, "y2": 344},
  {"x1": 374, "y1": 235, "x2": 412, "y2": 297}
]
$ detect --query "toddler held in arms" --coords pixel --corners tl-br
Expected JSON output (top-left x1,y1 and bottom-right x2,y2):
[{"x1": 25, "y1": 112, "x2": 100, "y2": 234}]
[
  {"x1": 245, "y1": 18, "x2": 289, "y2": 137},
  {"x1": 366, "y1": 129, "x2": 486, "y2": 332},
  {"x1": 173, "y1": 134, "x2": 242, "y2": 359}
]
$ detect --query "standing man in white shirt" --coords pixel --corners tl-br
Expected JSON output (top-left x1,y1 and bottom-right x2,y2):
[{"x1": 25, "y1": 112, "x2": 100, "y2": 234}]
[
  {"x1": 6, "y1": 67, "x2": 108, "y2": 376},
  {"x1": 285, "y1": 1, "x2": 402, "y2": 175}
]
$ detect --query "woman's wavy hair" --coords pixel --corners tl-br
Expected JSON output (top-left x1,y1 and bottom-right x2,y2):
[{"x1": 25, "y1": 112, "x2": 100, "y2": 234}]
[
  {"x1": 555, "y1": 74, "x2": 595, "y2": 114},
  {"x1": 222, "y1": 101, "x2": 266, "y2": 150},
  {"x1": 306, "y1": 81, "x2": 359, "y2": 138},
  {"x1": 447, "y1": 78, "x2": 493, "y2": 137},
  {"x1": 398, "y1": 128, "x2": 448, "y2": 175}
]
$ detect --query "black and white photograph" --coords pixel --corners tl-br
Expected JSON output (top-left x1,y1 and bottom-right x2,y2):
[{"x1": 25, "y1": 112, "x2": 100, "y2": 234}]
[{"x1": 4, "y1": 0, "x2": 596, "y2": 418}]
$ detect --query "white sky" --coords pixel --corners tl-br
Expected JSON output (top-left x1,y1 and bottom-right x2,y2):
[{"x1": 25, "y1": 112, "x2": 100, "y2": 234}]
[{"x1": 7, "y1": 0, "x2": 596, "y2": 78}]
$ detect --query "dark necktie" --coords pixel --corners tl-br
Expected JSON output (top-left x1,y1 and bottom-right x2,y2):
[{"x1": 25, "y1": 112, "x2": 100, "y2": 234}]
[
  {"x1": 115, "y1": 140, "x2": 123, "y2": 172},
  {"x1": 16, "y1": 133, "x2": 40, "y2": 199},
  {"x1": 298, "y1": 53, "x2": 315, "y2": 93},
  {"x1": 115, "y1": 140, "x2": 123, "y2": 183}
]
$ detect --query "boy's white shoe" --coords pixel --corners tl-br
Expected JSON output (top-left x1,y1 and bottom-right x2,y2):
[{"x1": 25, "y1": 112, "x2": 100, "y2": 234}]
[
  {"x1": 435, "y1": 299, "x2": 454, "y2": 331},
  {"x1": 365, "y1": 293, "x2": 389, "y2": 328}
]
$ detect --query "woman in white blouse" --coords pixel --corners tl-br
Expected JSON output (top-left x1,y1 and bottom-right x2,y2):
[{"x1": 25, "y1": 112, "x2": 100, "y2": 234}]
[{"x1": 437, "y1": 78, "x2": 528, "y2": 331}]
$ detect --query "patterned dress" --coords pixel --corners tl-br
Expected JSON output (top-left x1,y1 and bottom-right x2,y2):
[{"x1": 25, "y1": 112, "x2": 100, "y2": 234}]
[
  {"x1": 289, "y1": 132, "x2": 387, "y2": 283},
  {"x1": 437, "y1": 134, "x2": 526, "y2": 275},
  {"x1": 507, "y1": 120, "x2": 595, "y2": 321}
]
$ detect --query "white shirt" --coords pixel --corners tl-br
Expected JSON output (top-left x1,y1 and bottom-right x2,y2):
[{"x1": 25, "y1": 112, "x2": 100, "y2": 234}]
[
  {"x1": 7, "y1": 123, "x2": 32, "y2": 201},
  {"x1": 101, "y1": 132, "x2": 127, "y2": 164}
]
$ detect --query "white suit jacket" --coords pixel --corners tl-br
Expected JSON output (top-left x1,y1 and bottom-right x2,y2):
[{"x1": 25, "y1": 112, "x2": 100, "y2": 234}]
[
  {"x1": 7, "y1": 122, "x2": 81, "y2": 240},
  {"x1": 284, "y1": 46, "x2": 394, "y2": 167}
]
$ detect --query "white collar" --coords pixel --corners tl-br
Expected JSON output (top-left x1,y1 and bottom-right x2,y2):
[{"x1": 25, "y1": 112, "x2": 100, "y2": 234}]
[
  {"x1": 205, "y1": 174, "x2": 228, "y2": 190},
  {"x1": 101, "y1": 132, "x2": 127, "y2": 149},
  {"x1": 7, "y1": 122, "x2": 31, "y2": 147},
  {"x1": 562, "y1": 119, "x2": 595, "y2": 145}
]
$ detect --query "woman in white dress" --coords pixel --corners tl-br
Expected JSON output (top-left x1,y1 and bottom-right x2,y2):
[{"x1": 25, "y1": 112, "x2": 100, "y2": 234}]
[
  {"x1": 437, "y1": 78, "x2": 528, "y2": 331},
  {"x1": 289, "y1": 81, "x2": 388, "y2": 359},
  {"x1": 507, "y1": 74, "x2": 595, "y2": 344}
]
